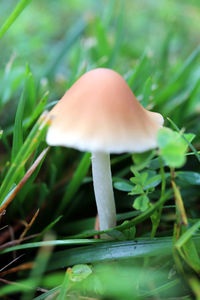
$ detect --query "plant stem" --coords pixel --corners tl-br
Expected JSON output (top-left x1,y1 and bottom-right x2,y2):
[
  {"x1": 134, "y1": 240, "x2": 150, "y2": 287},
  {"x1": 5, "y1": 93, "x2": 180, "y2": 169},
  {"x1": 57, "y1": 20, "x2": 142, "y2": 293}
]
[
  {"x1": 170, "y1": 167, "x2": 188, "y2": 227},
  {"x1": 91, "y1": 152, "x2": 116, "y2": 230}
]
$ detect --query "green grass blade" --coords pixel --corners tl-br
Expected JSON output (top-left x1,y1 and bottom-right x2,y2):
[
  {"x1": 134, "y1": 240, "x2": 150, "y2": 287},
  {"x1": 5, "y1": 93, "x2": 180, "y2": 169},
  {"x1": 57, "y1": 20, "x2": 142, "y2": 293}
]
[
  {"x1": 141, "y1": 279, "x2": 181, "y2": 298},
  {"x1": 45, "y1": 19, "x2": 86, "y2": 79},
  {"x1": 95, "y1": 18, "x2": 110, "y2": 59},
  {"x1": 127, "y1": 51, "x2": 150, "y2": 92},
  {"x1": 102, "y1": 0, "x2": 117, "y2": 27},
  {"x1": 41, "y1": 216, "x2": 63, "y2": 235},
  {"x1": 141, "y1": 76, "x2": 152, "y2": 107},
  {"x1": 186, "y1": 151, "x2": 200, "y2": 156},
  {"x1": 47, "y1": 238, "x2": 175, "y2": 270},
  {"x1": 1, "y1": 239, "x2": 102, "y2": 254},
  {"x1": 0, "y1": 0, "x2": 32, "y2": 39},
  {"x1": 0, "y1": 279, "x2": 33, "y2": 297},
  {"x1": 56, "y1": 152, "x2": 91, "y2": 215},
  {"x1": 156, "y1": 45, "x2": 200, "y2": 104},
  {"x1": 170, "y1": 44, "x2": 200, "y2": 85},
  {"x1": 33, "y1": 286, "x2": 61, "y2": 300},
  {"x1": 108, "y1": 1, "x2": 124, "y2": 67},
  {"x1": 21, "y1": 235, "x2": 53, "y2": 300},
  {"x1": 11, "y1": 91, "x2": 25, "y2": 164},
  {"x1": 17, "y1": 147, "x2": 49, "y2": 205},
  {"x1": 162, "y1": 78, "x2": 200, "y2": 115},
  {"x1": 0, "y1": 113, "x2": 49, "y2": 206},
  {"x1": 24, "y1": 63, "x2": 36, "y2": 114},
  {"x1": 57, "y1": 271, "x2": 69, "y2": 300},
  {"x1": 24, "y1": 91, "x2": 49, "y2": 129},
  {"x1": 47, "y1": 236, "x2": 200, "y2": 271},
  {"x1": 4, "y1": 91, "x2": 49, "y2": 137},
  {"x1": 175, "y1": 220, "x2": 200, "y2": 249}
]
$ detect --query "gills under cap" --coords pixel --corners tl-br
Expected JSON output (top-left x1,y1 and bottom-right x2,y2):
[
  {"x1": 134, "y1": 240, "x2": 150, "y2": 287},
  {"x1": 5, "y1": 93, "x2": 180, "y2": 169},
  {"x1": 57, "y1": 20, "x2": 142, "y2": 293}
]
[{"x1": 46, "y1": 68, "x2": 164, "y2": 153}]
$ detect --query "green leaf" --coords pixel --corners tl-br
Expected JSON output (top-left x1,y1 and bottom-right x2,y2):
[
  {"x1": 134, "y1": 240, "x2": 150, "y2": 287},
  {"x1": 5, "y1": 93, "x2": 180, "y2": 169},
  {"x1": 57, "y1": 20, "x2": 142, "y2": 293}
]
[
  {"x1": 129, "y1": 185, "x2": 144, "y2": 195},
  {"x1": 161, "y1": 144, "x2": 186, "y2": 168},
  {"x1": 157, "y1": 127, "x2": 193, "y2": 168},
  {"x1": 130, "y1": 168, "x2": 148, "y2": 186},
  {"x1": 177, "y1": 171, "x2": 200, "y2": 185},
  {"x1": 144, "y1": 174, "x2": 161, "y2": 190},
  {"x1": 130, "y1": 170, "x2": 161, "y2": 192},
  {"x1": 114, "y1": 180, "x2": 133, "y2": 192},
  {"x1": 148, "y1": 157, "x2": 167, "y2": 170},
  {"x1": 133, "y1": 194, "x2": 150, "y2": 211},
  {"x1": 69, "y1": 264, "x2": 92, "y2": 282},
  {"x1": 167, "y1": 118, "x2": 199, "y2": 163}
]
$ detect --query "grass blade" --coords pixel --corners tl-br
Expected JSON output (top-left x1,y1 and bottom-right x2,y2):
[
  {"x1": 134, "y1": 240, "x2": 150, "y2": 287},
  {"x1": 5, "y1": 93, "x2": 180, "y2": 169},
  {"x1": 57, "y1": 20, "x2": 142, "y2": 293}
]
[
  {"x1": 24, "y1": 91, "x2": 49, "y2": 129},
  {"x1": 141, "y1": 76, "x2": 152, "y2": 107},
  {"x1": 56, "y1": 152, "x2": 91, "y2": 215},
  {"x1": 4, "y1": 91, "x2": 49, "y2": 137},
  {"x1": 24, "y1": 63, "x2": 36, "y2": 114},
  {"x1": 44, "y1": 19, "x2": 86, "y2": 79},
  {"x1": 33, "y1": 286, "x2": 61, "y2": 300},
  {"x1": 47, "y1": 237, "x2": 200, "y2": 271},
  {"x1": 0, "y1": 113, "x2": 49, "y2": 206},
  {"x1": 175, "y1": 220, "x2": 200, "y2": 249},
  {"x1": 11, "y1": 91, "x2": 25, "y2": 164},
  {"x1": 108, "y1": 1, "x2": 124, "y2": 67},
  {"x1": 156, "y1": 45, "x2": 200, "y2": 105},
  {"x1": 57, "y1": 270, "x2": 69, "y2": 300},
  {"x1": 0, "y1": 148, "x2": 48, "y2": 214},
  {"x1": 21, "y1": 234, "x2": 54, "y2": 300},
  {"x1": 0, "y1": 0, "x2": 32, "y2": 39},
  {"x1": 1, "y1": 239, "x2": 102, "y2": 254}
]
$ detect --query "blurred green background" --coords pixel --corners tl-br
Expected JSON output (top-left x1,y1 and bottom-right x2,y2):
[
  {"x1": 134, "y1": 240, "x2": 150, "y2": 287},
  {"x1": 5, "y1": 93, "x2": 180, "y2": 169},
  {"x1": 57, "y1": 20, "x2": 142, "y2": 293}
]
[{"x1": 1, "y1": 0, "x2": 200, "y2": 119}]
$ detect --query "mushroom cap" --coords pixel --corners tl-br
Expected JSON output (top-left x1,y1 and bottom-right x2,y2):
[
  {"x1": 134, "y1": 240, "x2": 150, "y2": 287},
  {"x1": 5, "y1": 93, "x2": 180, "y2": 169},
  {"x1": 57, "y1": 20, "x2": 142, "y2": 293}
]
[{"x1": 46, "y1": 68, "x2": 164, "y2": 153}]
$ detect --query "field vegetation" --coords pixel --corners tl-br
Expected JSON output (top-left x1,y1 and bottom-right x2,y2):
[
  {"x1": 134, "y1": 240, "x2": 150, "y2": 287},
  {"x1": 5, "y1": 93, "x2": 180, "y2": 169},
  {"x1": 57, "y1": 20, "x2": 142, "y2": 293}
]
[{"x1": 0, "y1": 0, "x2": 200, "y2": 299}]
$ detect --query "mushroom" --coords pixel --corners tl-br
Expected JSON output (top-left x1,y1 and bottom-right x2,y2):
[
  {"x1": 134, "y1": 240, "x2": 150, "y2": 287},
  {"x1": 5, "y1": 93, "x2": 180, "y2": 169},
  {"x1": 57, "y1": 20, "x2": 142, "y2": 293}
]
[{"x1": 46, "y1": 68, "x2": 163, "y2": 232}]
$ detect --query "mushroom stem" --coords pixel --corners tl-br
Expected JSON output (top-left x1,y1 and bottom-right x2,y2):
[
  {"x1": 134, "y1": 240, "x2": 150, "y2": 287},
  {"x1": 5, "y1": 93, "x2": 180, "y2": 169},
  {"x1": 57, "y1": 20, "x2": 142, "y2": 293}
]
[{"x1": 91, "y1": 151, "x2": 116, "y2": 231}]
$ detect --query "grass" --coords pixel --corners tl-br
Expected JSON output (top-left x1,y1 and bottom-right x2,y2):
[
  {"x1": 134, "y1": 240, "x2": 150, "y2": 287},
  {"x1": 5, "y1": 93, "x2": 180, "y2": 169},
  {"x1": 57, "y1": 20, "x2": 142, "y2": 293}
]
[{"x1": 0, "y1": 0, "x2": 200, "y2": 299}]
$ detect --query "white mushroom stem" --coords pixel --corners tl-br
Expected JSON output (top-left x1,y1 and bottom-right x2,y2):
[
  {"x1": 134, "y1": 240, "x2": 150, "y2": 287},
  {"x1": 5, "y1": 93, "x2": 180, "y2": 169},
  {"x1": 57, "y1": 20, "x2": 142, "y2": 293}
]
[{"x1": 91, "y1": 151, "x2": 116, "y2": 231}]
